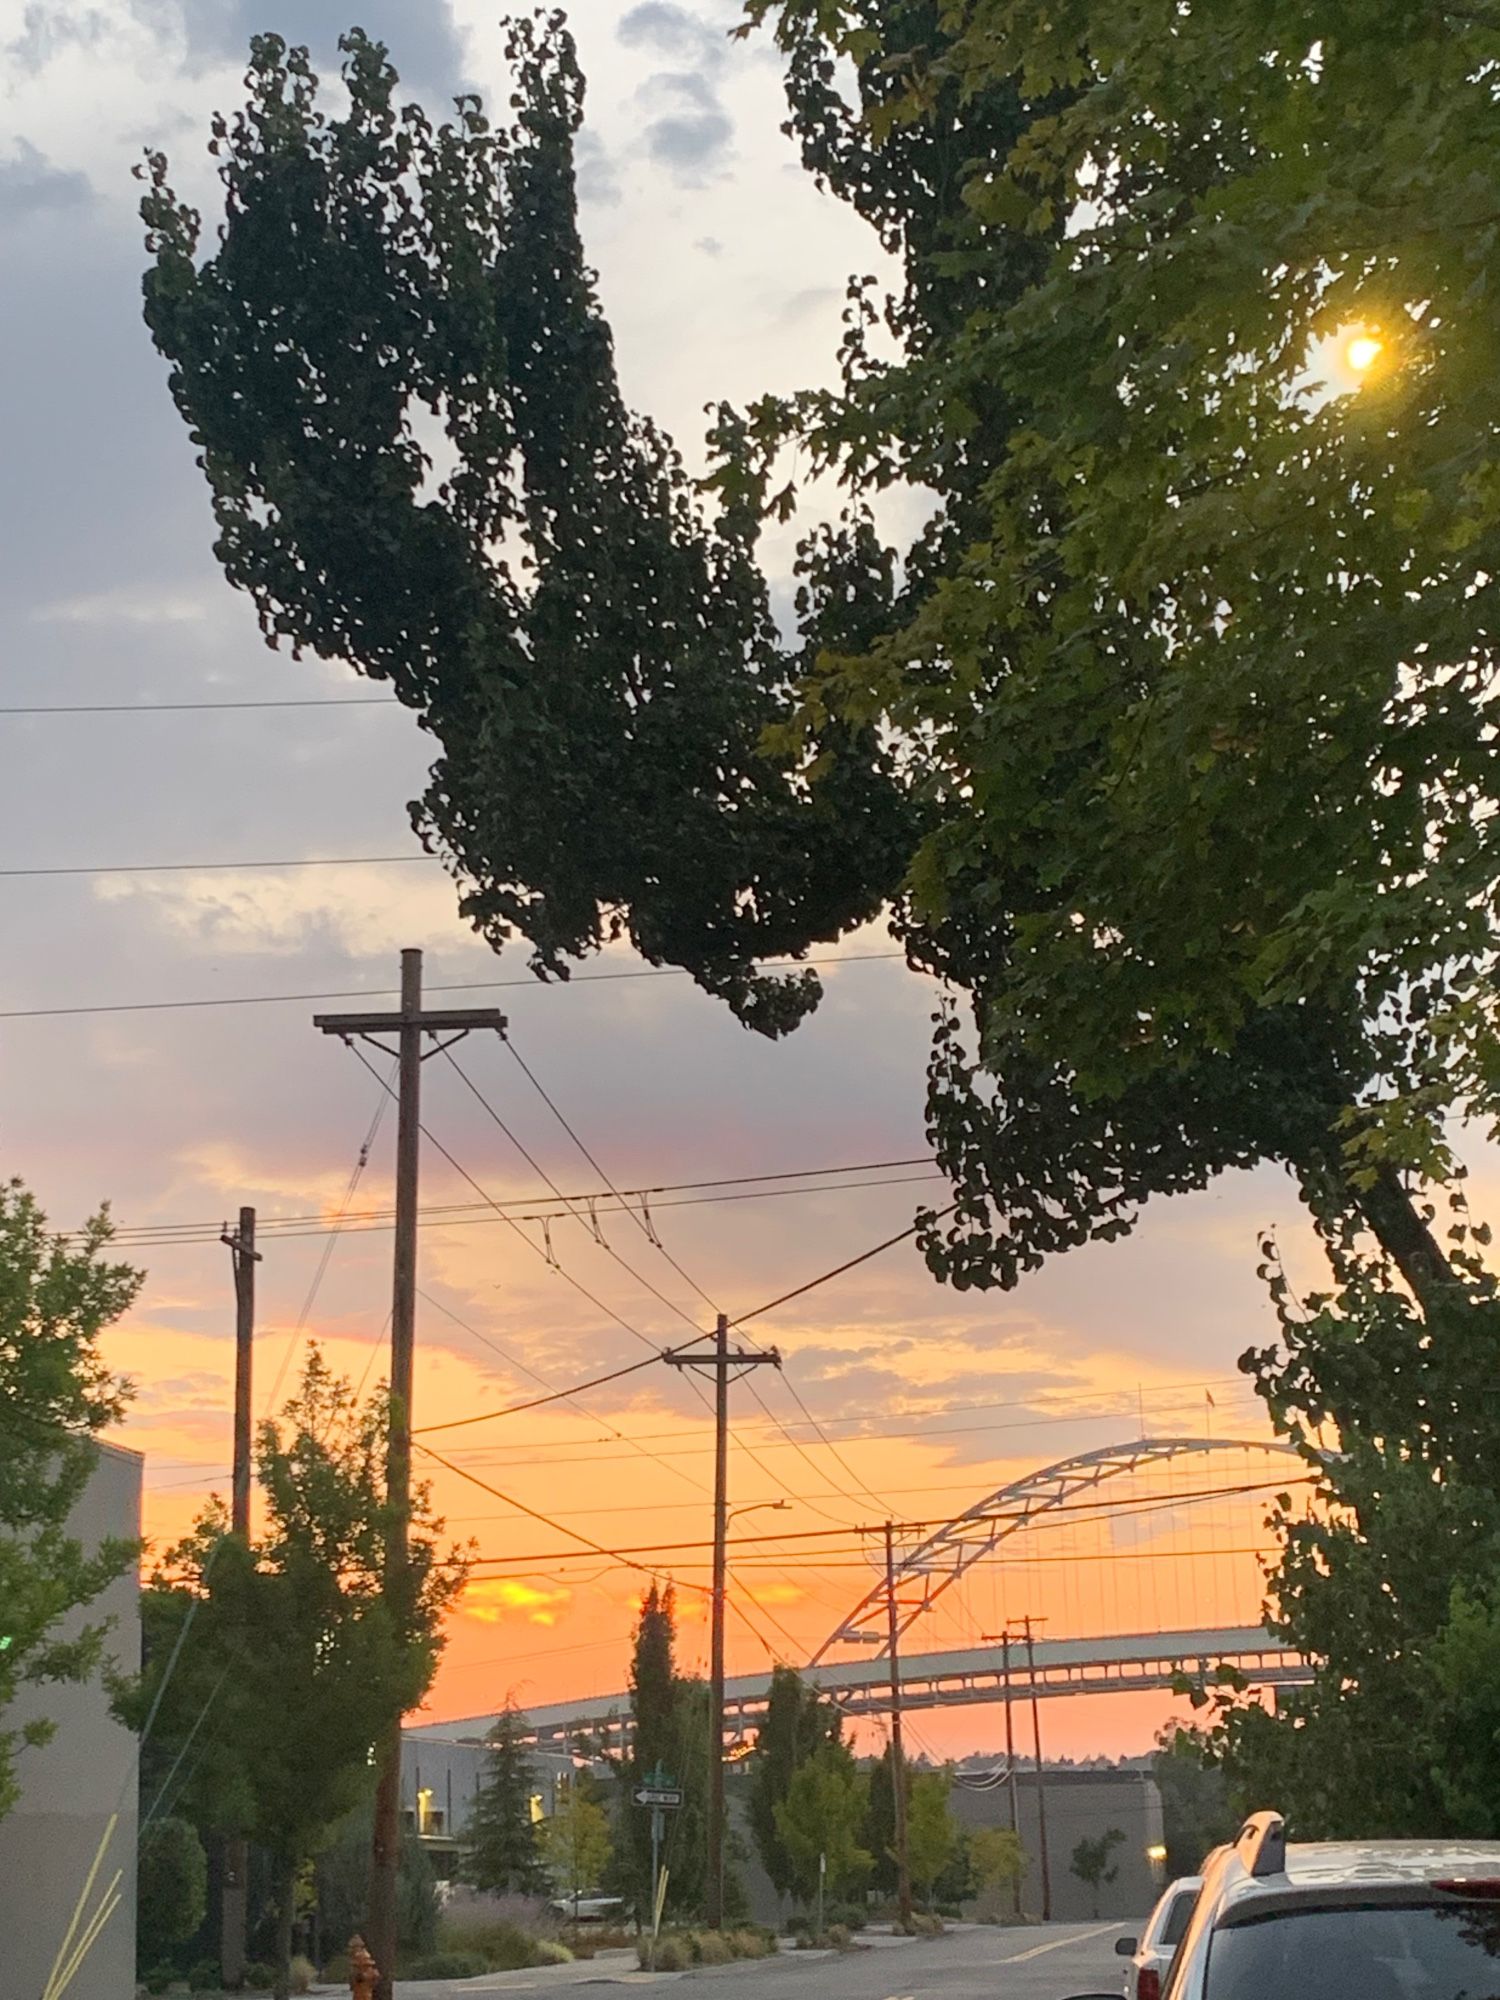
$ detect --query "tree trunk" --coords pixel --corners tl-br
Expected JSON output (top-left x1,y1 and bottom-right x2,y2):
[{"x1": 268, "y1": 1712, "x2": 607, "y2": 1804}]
[
  {"x1": 273, "y1": 1858, "x2": 296, "y2": 2000},
  {"x1": 1355, "y1": 1163, "x2": 1462, "y2": 1319}
]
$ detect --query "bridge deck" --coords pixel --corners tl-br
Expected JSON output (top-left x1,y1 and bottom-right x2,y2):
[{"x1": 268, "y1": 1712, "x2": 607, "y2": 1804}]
[{"x1": 410, "y1": 1625, "x2": 1307, "y2": 1747}]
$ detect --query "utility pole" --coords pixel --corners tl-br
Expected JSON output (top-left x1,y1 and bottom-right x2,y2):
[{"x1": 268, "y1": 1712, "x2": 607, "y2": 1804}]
[
  {"x1": 1023, "y1": 1616, "x2": 1052, "y2": 1922},
  {"x1": 316, "y1": 950, "x2": 505, "y2": 2000},
  {"x1": 665, "y1": 1313, "x2": 779, "y2": 1927},
  {"x1": 883, "y1": 1521, "x2": 914, "y2": 1929},
  {"x1": 1000, "y1": 1631, "x2": 1021, "y2": 1918},
  {"x1": 219, "y1": 1207, "x2": 260, "y2": 1992}
]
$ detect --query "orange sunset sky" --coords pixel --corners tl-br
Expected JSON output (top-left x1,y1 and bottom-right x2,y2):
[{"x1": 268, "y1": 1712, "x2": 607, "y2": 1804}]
[{"x1": 7, "y1": 0, "x2": 1498, "y2": 1767}]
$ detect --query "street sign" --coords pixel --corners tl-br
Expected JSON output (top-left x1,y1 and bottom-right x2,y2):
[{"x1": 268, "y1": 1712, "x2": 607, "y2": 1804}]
[{"x1": 634, "y1": 1786, "x2": 684, "y2": 1809}]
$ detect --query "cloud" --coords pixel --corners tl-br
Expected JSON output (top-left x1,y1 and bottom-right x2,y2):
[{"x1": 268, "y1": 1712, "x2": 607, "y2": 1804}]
[
  {"x1": 6, "y1": 4, "x2": 110, "y2": 75},
  {"x1": 620, "y1": 5, "x2": 735, "y2": 186},
  {"x1": 127, "y1": 0, "x2": 468, "y2": 99},
  {"x1": 32, "y1": 583, "x2": 212, "y2": 625},
  {"x1": 574, "y1": 128, "x2": 620, "y2": 209},
  {"x1": 638, "y1": 72, "x2": 733, "y2": 185},
  {"x1": 92, "y1": 862, "x2": 472, "y2": 959},
  {"x1": 0, "y1": 140, "x2": 93, "y2": 222},
  {"x1": 618, "y1": 1, "x2": 726, "y2": 69},
  {"x1": 461, "y1": 1577, "x2": 573, "y2": 1629}
]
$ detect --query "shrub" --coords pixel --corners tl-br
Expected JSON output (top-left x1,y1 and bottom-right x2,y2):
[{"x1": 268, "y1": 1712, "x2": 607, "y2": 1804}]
[
  {"x1": 531, "y1": 1939, "x2": 574, "y2": 1966},
  {"x1": 243, "y1": 1965, "x2": 276, "y2": 1991},
  {"x1": 322, "y1": 1953, "x2": 351, "y2": 1983},
  {"x1": 437, "y1": 1917, "x2": 537, "y2": 1970},
  {"x1": 642, "y1": 1934, "x2": 691, "y2": 1971},
  {"x1": 289, "y1": 1954, "x2": 316, "y2": 1994},
  {"x1": 693, "y1": 1932, "x2": 733, "y2": 1965},
  {"x1": 405, "y1": 1951, "x2": 489, "y2": 1978},
  {"x1": 185, "y1": 1959, "x2": 221, "y2": 1992},
  {"x1": 910, "y1": 1912, "x2": 944, "y2": 1937},
  {"x1": 142, "y1": 1973, "x2": 174, "y2": 1997},
  {"x1": 727, "y1": 1929, "x2": 773, "y2": 1959},
  {"x1": 826, "y1": 1924, "x2": 852, "y2": 1950}
]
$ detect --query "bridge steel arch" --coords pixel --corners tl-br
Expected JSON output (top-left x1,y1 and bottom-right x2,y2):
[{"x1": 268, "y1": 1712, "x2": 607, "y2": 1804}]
[{"x1": 808, "y1": 1435, "x2": 1306, "y2": 1667}]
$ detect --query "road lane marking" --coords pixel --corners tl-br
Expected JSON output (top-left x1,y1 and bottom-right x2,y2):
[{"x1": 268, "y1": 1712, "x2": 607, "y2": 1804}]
[{"x1": 998, "y1": 1923, "x2": 1122, "y2": 1963}]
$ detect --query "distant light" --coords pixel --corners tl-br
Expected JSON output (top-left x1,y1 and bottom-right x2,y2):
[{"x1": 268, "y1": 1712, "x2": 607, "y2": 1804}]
[
  {"x1": 1147, "y1": 1844, "x2": 1168, "y2": 1862},
  {"x1": 1346, "y1": 334, "x2": 1382, "y2": 376}
]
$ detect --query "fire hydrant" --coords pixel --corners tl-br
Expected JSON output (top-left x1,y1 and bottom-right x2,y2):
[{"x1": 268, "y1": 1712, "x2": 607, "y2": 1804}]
[{"x1": 349, "y1": 1934, "x2": 379, "y2": 1999}]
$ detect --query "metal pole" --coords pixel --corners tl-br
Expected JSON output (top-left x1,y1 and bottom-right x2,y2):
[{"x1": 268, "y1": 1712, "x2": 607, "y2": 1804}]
[
  {"x1": 707, "y1": 1311, "x2": 729, "y2": 1930},
  {"x1": 1001, "y1": 1632, "x2": 1020, "y2": 1918},
  {"x1": 884, "y1": 1521, "x2": 913, "y2": 1927},
  {"x1": 369, "y1": 949, "x2": 423, "y2": 2000},
  {"x1": 1024, "y1": 1618, "x2": 1052, "y2": 1922},
  {"x1": 650, "y1": 1807, "x2": 663, "y2": 1967}
]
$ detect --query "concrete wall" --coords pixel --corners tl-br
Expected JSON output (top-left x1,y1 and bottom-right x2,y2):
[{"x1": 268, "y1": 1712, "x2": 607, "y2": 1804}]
[
  {"x1": 951, "y1": 1765, "x2": 1165, "y2": 1923},
  {"x1": 0, "y1": 1441, "x2": 142, "y2": 2000}
]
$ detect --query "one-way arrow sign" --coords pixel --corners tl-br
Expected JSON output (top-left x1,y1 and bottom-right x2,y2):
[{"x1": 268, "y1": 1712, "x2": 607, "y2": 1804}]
[{"x1": 634, "y1": 1786, "x2": 684, "y2": 1809}]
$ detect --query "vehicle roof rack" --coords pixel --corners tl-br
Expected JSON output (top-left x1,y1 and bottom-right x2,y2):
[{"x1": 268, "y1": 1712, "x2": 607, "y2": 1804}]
[{"x1": 1236, "y1": 1811, "x2": 1287, "y2": 1878}]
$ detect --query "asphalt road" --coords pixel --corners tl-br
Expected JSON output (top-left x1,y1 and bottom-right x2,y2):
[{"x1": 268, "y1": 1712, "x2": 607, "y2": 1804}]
[{"x1": 394, "y1": 1922, "x2": 1131, "y2": 2000}]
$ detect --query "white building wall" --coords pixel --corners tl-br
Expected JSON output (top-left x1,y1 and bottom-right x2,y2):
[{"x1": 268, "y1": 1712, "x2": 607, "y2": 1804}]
[{"x1": 0, "y1": 1441, "x2": 142, "y2": 2000}]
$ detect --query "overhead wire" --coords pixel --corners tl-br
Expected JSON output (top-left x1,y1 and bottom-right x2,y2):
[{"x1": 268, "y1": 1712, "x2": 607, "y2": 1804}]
[
  {"x1": 731, "y1": 1207, "x2": 957, "y2": 1325},
  {"x1": 0, "y1": 696, "x2": 398, "y2": 713},
  {"x1": 0, "y1": 853, "x2": 434, "y2": 878},
  {"x1": 261, "y1": 1065, "x2": 396, "y2": 1414},
  {"x1": 452, "y1": 1037, "x2": 864, "y2": 1538},
  {"x1": 0, "y1": 951, "x2": 907, "y2": 1021},
  {"x1": 81, "y1": 1156, "x2": 940, "y2": 1249}
]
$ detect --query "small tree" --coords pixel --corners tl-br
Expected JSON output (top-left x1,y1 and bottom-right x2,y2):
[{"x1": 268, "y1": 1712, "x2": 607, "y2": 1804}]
[
  {"x1": 748, "y1": 1667, "x2": 845, "y2": 1903},
  {"x1": 906, "y1": 1770, "x2": 959, "y2": 1908},
  {"x1": 464, "y1": 1704, "x2": 546, "y2": 1894},
  {"x1": 123, "y1": 1350, "x2": 464, "y2": 2000},
  {"x1": 1070, "y1": 1829, "x2": 1126, "y2": 1919},
  {"x1": 773, "y1": 1742, "x2": 871, "y2": 1912},
  {"x1": 542, "y1": 1774, "x2": 612, "y2": 1918},
  {"x1": 969, "y1": 1827, "x2": 1025, "y2": 1915},
  {"x1": 0, "y1": 1183, "x2": 142, "y2": 1821},
  {"x1": 135, "y1": 1815, "x2": 207, "y2": 1972}
]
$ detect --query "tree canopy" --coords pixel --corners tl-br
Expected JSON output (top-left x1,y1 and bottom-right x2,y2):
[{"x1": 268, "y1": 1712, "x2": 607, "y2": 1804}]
[
  {"x1": 123, "y1": 1349, "x2": 463, "y2": 2000},
  {"x1": 0, "y1": 1181, "x2": 141, "y2": 1822},
  {"x1": 463, "y1": 1704, "x2": 546, "y2": 1895},
  {"x1": 748, "y1": 1666, "x2": 846, "y2": 1902},
  {"x1": 141, "y1": 6, "x2": 1500, "y2": 1303}
]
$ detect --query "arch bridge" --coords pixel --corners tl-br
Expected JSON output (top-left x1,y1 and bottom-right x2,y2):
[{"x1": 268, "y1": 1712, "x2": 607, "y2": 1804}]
[{"x1": 413, "y1": 1437, "x2": 1314, "y2": 1752}]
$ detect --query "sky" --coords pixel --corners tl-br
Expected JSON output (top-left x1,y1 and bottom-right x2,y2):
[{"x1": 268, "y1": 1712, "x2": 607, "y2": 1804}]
[{"x1": 0, "y1": 0, "x2": 1439, "y2": 1761}]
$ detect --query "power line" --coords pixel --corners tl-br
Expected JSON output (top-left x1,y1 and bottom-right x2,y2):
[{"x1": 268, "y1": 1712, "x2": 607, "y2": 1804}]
[
  {"x1": 731, "y1": 1207, "x2": 957, "y2": 1324},
  {"x1": 0, "y1": 853, "x2": 433, "y2": 879},
  {"x1": 502, "y1": 1036, "x2": 720, "y2": 1315},
  {"x1": 413, "y1": 1436, "x2": 712, "y2": 1593},
  {"x1": 413, "y1": 1349, "x2": 669, "y2": 1434},
  {"x1": 261, "y1": 1069, "x2": 395, "y2": 1414},
  {"x1": 0, "y1": 952, "x2": 905, "y2": 1021},
  {"x1": 0, "y1": 697, "x2": 398, "y2": 714},
  {"x1": 343, "y1": 1041, "x2": 663, "y2": 1357},
  {"x1": 454, "y1": 1476, "x2": 1312, "y2": 1566},
  {"x1": 90, "y1": 1170, "x2": 944, "y2": 1249},
  {"x1": 440, "y1": 1045, "x2": 710, "y2": 1338}
]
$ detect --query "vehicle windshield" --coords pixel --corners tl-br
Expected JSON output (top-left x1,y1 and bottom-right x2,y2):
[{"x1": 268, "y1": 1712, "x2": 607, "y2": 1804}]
[
  {"x1": 1208, "y1": 1901, "x2": 1500, "y2": 1999},
  {"x1": 1159, "y1": 1889, "x2": 1196, "y2": 1949}
]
